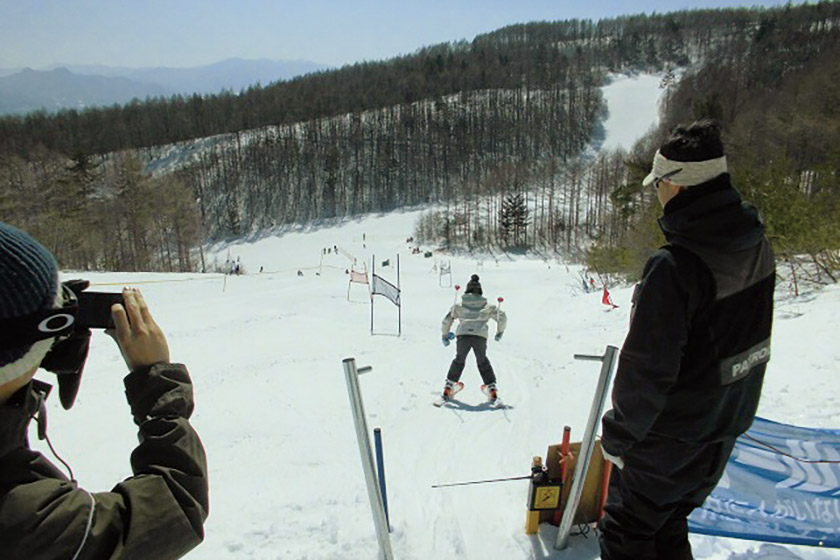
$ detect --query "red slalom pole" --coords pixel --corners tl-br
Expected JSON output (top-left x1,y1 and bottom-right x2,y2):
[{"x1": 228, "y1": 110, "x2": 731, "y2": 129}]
[
  {"x1": 559, "y1": 426, "x2": 571, "y2": 481},
  {"x1": 598, "y1": 461, "x2": 613, "y2": 524},
  {"x1": 553, "y1": 426, "x2": 572, "y2": 525}
]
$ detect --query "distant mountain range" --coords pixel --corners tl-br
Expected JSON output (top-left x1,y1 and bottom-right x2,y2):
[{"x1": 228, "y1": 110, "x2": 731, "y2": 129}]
[{"x1": 0, "y1": 58, "x2": 328, "y2": 115}]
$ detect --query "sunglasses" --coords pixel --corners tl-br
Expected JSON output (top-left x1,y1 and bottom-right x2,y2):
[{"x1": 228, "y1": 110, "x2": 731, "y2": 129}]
[{"x1": 653, "y1": 168, "x2": 683, "y2": 190}]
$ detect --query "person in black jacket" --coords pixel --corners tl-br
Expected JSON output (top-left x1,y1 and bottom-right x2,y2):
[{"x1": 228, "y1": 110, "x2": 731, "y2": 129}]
[
  {"x1": 598, "y1": 121, "x2": 775, "y2": 560},
  {"x1": 0, "y1": 221, "x2": 209, "y2": 560}
]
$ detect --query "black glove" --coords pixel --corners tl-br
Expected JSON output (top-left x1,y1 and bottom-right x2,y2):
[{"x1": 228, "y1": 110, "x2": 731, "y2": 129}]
[
  {"x1": 494, "y1": 332, "x2": 503, "y2": 342},
  {"x1": 41, "y1": 328, "x2": 91, "y2": 409},
  {"x1": 41, "y1": 279, "x2": 92, "y2": 409},
  {"x1": 62, "y1": 278, "x2": 90, "y2": 301}
]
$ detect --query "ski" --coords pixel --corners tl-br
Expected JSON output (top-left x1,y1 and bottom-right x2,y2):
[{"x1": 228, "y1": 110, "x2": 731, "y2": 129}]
[{"x1": 433, "y1": 381, "x2": 464, "y2": 407}]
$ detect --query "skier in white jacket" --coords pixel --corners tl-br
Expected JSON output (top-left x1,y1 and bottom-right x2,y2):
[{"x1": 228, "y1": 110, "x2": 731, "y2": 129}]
[{"x1": 440, "y1": 275, "x2": 507, "y2": 401}]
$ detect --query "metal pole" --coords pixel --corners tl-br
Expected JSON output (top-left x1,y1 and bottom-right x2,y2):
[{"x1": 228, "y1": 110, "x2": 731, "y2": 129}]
[
  {"x1": 370, "y1": 256, "x2": 375, "y2": 334},
  {"x1": 554, "y1": 345, "x2": 619, "y2": 551},
  {"x1": 397, "y1": 254, "x2": 401, "y2": 336},
  {"x1": 343, "y1": 358, "x2": 394, "y2": 560}
]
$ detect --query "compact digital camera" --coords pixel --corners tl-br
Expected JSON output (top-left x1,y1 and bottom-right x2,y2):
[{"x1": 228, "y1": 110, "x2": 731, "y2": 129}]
[
  {"x1": 1, "y1": 280, "x2": 123, "y2": 349},
  {"x1": 76, "y1": 291, "x2": 124, "y2": 329}
]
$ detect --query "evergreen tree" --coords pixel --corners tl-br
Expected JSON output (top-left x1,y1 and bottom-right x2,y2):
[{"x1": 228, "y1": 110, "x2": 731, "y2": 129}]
[{"x1": 500, "y1": 192, "x2": 530, "y2": 248}]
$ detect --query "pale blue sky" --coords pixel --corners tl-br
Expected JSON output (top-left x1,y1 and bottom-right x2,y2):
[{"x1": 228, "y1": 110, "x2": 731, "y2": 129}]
[{"x1": 0, "y1": 0, "x2": 808, "y2": 70}]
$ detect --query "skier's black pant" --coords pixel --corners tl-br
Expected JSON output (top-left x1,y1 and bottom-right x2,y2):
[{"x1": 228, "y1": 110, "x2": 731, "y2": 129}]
[
  {"x1": 598, "y1": 435, "x2": 735, "y2": 560},
  {"x1": 447, "y1": 335, "x2": 496, "y2": 385}
]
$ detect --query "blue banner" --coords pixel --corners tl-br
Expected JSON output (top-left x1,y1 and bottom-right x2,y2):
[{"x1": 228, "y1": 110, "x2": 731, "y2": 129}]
[{"x1": 689, "y1": 417, "x2": 840, "y2": 547}]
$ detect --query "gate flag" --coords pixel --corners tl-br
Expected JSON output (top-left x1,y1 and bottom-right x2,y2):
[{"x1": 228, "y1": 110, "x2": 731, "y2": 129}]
[
  {"x1": 688, "y1": 417, "x2": 840, "y2": 547},
  {"x1": 372, "y1": 274, "x2": 400, "y2": 307},
  {"x1": 350, "y1": 270, "x2": 368, "y2": 284}
]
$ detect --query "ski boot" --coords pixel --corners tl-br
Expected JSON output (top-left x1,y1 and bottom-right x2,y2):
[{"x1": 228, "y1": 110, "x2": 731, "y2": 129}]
[
  {"x1": 434, "y1": 380, "x2": 463, "y2": 407},
  {"x1": 481, "y1": 382, "x2": 498, "y2": 402},
  {"x1": 442, "y1": 379, "x2": 456, "y2": 399},
  {"x1": 442, "y1": 379, "x2": 464, "y2": 400}
]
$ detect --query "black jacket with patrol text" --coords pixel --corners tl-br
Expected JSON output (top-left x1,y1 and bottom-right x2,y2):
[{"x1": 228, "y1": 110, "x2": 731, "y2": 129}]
[
  {"x1": 601, "y1": 174, "x2": 775, "y2": 458},
  {"x1": 0, "y1": 363, "x2": 209, "y2": 560}
]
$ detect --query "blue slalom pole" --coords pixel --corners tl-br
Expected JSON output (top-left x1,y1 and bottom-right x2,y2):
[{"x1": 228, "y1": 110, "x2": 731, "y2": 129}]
[{"x1": 373, "y1": 427, "x2": 391, "y2": 531}]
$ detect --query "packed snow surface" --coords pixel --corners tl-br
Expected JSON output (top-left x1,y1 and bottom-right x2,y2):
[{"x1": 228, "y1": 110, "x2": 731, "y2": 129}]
[{"x1": 31, "y1": 74, "x2": 840, "y2": 559}]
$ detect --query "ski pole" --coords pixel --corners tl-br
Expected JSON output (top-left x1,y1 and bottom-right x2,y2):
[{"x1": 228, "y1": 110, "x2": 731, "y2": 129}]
[
  {"x1": 432, "y1": 474, "x2": 532, "y2": 489},
  {"x1": 444, "y1": 284, "x2": 461, "y2": 341}
]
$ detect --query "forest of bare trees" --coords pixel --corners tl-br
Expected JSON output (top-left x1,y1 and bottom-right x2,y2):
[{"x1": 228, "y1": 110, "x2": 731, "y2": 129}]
[
  {"x1": 159, "y1": 80, "x2": 603, "y2": 239},
  {"x1": 587, "y1": 5, "x2": 840, "y2": 281},
  {"x1": 0, "y1": 3, "x2": 838, "y2": 273},
  {"x1": 0, "y1": 7, "x2": 756, "y2": 157},
  {"x1": 0, "y1": 151, "x2": 201, "y2": 271}
]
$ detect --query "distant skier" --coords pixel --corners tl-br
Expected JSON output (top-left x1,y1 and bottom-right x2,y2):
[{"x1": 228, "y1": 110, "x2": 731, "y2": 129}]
[
  {"x1": 440, "y1": 274, "x2": 507, "y2": 402},
  {"x1": 602, "y1": 286, "x2": 618, "y2": 309}
]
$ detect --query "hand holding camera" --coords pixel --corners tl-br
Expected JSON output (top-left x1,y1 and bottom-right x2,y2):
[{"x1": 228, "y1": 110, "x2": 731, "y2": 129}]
[
  {"x1": 60, "y1": 283, "x2": 170, "y2": 371},
  {"x1": 37, "y1": 283, "x2": 169, "y2": 406},
  {"x1": 111, "y1": 288, "x2": 170, "y2": 372}
]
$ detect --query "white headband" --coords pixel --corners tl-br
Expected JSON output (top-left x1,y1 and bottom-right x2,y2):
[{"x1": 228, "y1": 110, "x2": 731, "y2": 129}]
[{"x1": 642, "y1": 150, "x2": 727, "y2": 187}]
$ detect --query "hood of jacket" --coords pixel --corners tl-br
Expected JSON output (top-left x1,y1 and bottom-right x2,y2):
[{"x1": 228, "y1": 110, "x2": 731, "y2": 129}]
[
  {"x1": 460, "y1": 293, "x2": 488, "y2": 308},
  {"x1": 0, "y1": 379, "x2": 51, "y2": 459},
  {"x1": 658, "y1": 174, "x2": 766, "y2": 252}
]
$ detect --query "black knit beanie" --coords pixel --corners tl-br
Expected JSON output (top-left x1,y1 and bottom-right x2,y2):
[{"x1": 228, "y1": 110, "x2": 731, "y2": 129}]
[
  {"x1": 464, "y1": 274, "x2": 482, "y2": 296},
  {"x1": 0, "y1": 222, "x2": 60, "y2": 385}
]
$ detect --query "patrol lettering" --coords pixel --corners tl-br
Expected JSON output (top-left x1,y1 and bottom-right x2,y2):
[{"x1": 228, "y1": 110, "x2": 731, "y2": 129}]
[{"x1": 720, "y1": 339, "x2": 771, "y2": 385}]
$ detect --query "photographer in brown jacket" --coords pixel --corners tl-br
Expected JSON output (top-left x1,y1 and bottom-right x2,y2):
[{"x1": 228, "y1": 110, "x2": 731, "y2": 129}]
[{"x1": 0, "y1": 221, "x2": 209, "y2": 559}]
